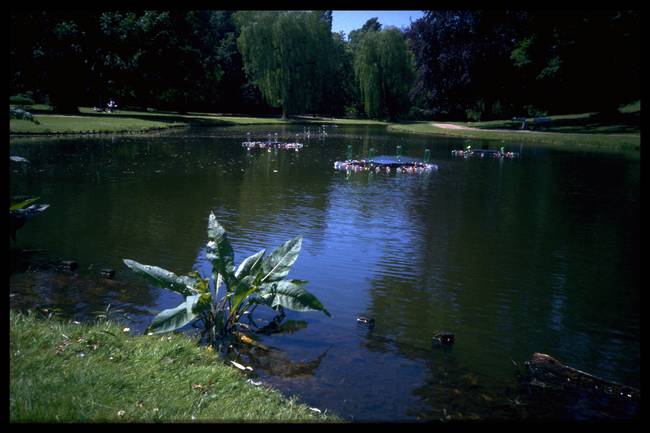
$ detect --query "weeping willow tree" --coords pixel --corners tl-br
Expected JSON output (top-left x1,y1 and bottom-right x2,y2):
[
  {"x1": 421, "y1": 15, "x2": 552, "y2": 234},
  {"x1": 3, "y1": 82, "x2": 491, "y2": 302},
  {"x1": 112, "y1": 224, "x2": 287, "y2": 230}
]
[
  {"x1": 234, "y1": 11, "x2": 333, "y2": 118},
  {"x1": 354, "y1": 27, "x2": 415, "y2": 120}
]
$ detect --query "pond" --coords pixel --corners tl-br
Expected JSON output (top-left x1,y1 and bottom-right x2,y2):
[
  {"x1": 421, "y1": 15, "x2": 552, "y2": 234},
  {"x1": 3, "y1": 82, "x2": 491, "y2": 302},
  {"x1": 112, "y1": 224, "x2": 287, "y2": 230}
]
[{"x1": 9, "y1": 124, "x2": 640, "y2": 421}]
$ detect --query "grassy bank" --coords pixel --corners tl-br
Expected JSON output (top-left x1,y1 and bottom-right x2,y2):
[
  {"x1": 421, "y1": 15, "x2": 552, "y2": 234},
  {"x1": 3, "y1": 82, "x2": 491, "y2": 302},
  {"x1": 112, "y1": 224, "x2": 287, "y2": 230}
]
[
  {"x1": 9, "y1": 104, "x2": 639, "y2": 153},
  {"x1": 9, "y1": 115, "x2": 185, "y2": 135},
  {"x1": 9, "y1": 106, "x2": 386, "y2": 135},
  {"x1": 388, "y1": 121, "x2": 640, "y2": 151},
  {"x1": 388, "y1": 105, "x2": 640, "y2": 151},
  {"x1": 10, "y1": 310, "x2": 338, "y2": 422}
]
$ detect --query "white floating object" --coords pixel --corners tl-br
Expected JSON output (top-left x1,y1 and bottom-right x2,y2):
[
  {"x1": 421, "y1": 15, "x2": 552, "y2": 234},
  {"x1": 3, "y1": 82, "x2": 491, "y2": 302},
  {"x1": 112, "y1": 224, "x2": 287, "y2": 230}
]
[
  {"x1": 309, "y1": 407, "x2": 322, "y2": 413},
  {"x1": 230, "y1": 360, "x2": 246, "y2": 371}
]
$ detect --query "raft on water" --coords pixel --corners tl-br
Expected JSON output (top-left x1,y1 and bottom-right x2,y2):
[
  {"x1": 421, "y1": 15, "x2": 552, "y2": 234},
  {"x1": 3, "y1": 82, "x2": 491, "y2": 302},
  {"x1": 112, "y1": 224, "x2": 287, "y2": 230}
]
[
  {"x1": 334, "y1": 155, "x2": 438, "y2": 174},
  {"x1": 452, "y1": 146, "x2": 518, "y2": 159}
]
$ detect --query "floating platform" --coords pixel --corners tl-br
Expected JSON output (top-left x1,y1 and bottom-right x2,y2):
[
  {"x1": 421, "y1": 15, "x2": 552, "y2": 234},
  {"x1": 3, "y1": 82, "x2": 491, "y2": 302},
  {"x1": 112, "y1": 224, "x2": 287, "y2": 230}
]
[
  {"x1": 243, "y1": 141, "x2": 304, "y2": 151},
  {"x1": 452, "y1": 146, "x2": 518, "y2": 159},
  {"x1": 334, "y1": 155, "x2": 438, "y2": 174}
]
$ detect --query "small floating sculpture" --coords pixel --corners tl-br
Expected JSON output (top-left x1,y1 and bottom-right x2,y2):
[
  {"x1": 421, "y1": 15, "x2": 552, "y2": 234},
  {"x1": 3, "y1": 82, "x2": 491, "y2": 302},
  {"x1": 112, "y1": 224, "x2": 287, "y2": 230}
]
[
  {"x1": 452, "y1": 145, "x2": 519, "y2": 159},
  {"x1": 334, "y1": 154, "x2": 438, "y2": 174},
  {"x1": 242, "y1": 138, "x2": 304, "y2": 151}
]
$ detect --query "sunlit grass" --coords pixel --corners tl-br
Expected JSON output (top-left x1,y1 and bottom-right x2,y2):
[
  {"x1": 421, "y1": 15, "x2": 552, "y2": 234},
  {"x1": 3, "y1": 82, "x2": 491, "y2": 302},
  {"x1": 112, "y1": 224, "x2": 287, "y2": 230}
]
[
  {"x1": 10, "y1": 310, "x2": 339, "y2": 422},
  {"x1": 9, "y1": 104, "x2": 640, "y2": 153},
  {"x1": 388, "y1": 119, "x2": 640, "y2": 153},
  {"x1": 10, "y1": 107, "x2": 386, "y2": 134},
  {"x1": 10, "y1": 115, "x2": 182, "y2": 134}
]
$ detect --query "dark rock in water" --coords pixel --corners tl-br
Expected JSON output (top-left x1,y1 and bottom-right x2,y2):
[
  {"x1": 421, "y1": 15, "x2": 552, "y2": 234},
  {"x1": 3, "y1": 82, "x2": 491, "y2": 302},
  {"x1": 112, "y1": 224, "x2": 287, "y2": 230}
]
[
  {"x1": 433, "y1": 332, "x2": 454, "y2": 345},
  {"x1": 356, "y1": 316, "x2": 374, "y2": 326},
  {"x1": 100, "y1": 269, "x2": 115, "y2": 278},
  {"x1": 60, "y1": 260, "x2": 78, "y2": 270}
]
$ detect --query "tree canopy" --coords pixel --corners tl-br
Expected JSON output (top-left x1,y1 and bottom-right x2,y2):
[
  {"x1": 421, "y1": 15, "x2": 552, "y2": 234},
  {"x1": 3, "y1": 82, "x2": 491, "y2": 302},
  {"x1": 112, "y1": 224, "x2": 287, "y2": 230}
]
[
  {"x1": 235, "y1": 11, "x2": 334, "y2": 118},
  {"x1": 354, "y1": 27, "x2": 415, "y2": 120},
  {"x1": 10, "y1": 10, "x2": 640, "y2": 121}
]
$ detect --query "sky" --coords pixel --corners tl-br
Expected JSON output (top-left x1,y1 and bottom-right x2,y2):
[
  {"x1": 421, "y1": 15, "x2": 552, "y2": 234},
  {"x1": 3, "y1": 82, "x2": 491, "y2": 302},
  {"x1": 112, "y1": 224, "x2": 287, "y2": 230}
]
[{"x1": 331, "y1": 10, "x2": 424, "y2": 38}]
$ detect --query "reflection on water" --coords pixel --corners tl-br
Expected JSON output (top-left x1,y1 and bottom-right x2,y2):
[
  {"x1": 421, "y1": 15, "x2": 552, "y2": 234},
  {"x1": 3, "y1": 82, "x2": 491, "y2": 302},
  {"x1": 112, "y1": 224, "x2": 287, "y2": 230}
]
[{"x1": 9, "y1": 125, "x2": 639, "y2": 420}]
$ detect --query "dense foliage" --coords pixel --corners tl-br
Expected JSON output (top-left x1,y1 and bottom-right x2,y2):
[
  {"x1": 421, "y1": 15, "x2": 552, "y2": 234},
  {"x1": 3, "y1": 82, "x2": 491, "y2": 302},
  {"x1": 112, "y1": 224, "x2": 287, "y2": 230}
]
[
  {"x1": 234, "y1": 11, "x2": 334, "y2": 118},
  {"x1": 354, "y1": 27, "x2": 415, "y2": 120},
  {"x1": 10, "y1": 10, "x2": 639, "y2": 120}
]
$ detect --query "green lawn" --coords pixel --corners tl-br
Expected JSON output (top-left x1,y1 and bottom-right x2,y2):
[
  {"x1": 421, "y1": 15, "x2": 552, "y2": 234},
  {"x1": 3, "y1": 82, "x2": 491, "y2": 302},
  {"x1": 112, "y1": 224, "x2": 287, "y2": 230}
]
[
  {"x1": 10, "y1": 115, "x2": 184, "y2": 134},
  {"x1": 388, "y1": 111, "x2": 640, "y2": 152},
  {"x1": 10, "y1": 106, "x2": 386, "y2": 134},
  {"x1": 10, "y1": 310, "x2": 339, "y2": 423},
  {"x1": 9, "y1": 104, "x2": 640, "y2": 153}
]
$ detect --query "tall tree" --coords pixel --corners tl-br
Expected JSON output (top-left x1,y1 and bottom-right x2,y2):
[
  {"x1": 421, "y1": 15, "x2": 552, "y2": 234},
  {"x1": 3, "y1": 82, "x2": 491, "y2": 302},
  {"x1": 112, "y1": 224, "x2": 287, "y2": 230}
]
[
  {"x1": 405, "y1": 11, "x2": 521, "y2": 120},
  {"x1": 10, "y1": 11, "x2": 100, "y2": 113},
  {"x1": 354, "y1": 27, "x2": 415, "y2": 120},
  {"x1": 235, "y1": 11, "x2": 333, "y2": 118},
  {"x1": 317, "y1": 31, "x2": 357, "y2": 117},
  {"x1": 509, "y1": 11, "x2": 640, "y2": 115}
]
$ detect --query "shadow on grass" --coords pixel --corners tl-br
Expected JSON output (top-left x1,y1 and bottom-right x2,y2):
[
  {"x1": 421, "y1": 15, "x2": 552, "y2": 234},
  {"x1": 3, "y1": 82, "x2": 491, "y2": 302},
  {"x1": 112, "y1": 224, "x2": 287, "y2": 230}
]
[
  {"x1": 478, "y1": 112, "x2": 640, "y2": 134},
  {"x1": 79, "y1": 111, "x2": 237, "y2": 127}
]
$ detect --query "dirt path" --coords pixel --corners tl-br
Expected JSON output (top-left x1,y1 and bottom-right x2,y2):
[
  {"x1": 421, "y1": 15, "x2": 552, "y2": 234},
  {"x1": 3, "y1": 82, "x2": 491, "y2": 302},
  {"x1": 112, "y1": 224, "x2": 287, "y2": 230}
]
[
  {"x1": 431, "y1": 122, "x2": 562, "y2": 135},
  {"x1": 431, "y1": 122, "x2": 478, "y2": 130}
]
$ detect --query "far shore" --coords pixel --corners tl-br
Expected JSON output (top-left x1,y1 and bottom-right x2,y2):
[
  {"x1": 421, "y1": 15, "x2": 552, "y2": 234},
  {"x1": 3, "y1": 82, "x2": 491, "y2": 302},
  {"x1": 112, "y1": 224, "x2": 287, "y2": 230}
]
[{"x1": 10, "y1": 106, "x2": 640, "y2": 153}]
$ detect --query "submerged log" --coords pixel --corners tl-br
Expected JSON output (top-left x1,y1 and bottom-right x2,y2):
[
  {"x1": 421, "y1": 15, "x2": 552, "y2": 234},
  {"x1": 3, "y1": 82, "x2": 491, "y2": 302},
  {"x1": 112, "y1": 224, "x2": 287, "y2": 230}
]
[{"x1": 525, "y1": 353, "x2": 639, "y2": 402}]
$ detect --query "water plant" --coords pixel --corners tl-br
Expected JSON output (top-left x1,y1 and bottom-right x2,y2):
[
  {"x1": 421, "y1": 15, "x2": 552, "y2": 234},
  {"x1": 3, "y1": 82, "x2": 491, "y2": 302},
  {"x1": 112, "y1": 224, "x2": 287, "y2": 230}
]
[
  {"x1": 123, "y1": 212, "x2": 330, "y2": 346},
  {"x1": 10, "y1": 195, "x2": 49, "y2": 241}
]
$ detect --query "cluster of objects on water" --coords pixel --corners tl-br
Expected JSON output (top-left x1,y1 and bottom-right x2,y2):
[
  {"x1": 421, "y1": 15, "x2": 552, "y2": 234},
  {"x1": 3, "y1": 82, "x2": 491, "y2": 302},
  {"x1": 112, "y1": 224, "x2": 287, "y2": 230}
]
[
  {"x1": 452, "y1": 145, "x2": 519, "y2": 159},
  {"x1": 242, "y1": 132, "x2": 304, "y2": 151},
  {"x1": 334, "y1": 158, "x2": 438, "y2": 174},
  {"x1": 335, "y1": 146, "x2": 438, "y2": 175}
]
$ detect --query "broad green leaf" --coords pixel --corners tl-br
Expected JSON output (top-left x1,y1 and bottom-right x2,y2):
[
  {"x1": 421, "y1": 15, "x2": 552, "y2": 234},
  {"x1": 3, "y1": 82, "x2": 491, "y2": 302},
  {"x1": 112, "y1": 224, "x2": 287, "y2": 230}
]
[
  {"x1": 149, "y1": 294, "x2": 207, "y2": 334},
  {"x1": 10, "y1": 197, "x2": 40, "y2": 211},
  {"x1": 235, "y1": 249, "x2": 266, "y2": 279},
  {"x1": 231, "y1": 275, "x2": 258, "y2": 315},
  {"x1": 206, "y1": 213, "x2": 236, "y2": 288},
  {"x1": 258, "y1": 280, "x2": 330, "y2": 317},
  {"x1": 123, "y1": 259, "x2": 196, "y2": 296},
  {"x1": 260, "y1": 236, "x2": 302, "y2": 282},
  {"x1": 187, "y1": 272, "x2": 210, "y2": 294}
]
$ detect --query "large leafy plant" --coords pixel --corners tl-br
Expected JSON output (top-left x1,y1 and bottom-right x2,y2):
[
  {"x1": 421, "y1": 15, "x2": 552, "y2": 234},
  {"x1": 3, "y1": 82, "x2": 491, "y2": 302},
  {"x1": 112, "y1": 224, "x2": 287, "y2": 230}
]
[
  {"x1": 123, "y1": 213, "x2": 329, "y2": 344},
  {"x1": 10, "y1": 196, "x2": 49, "y2": 241}
]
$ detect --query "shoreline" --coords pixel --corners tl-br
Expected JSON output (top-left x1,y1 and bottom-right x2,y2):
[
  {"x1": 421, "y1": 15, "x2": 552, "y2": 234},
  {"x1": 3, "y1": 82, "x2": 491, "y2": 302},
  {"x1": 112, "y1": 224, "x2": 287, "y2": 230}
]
[
  {"x1": 10, "y1": 108, "x2": 640, "y2": 153},
  {"x1": 10, "y1": 310, "x2": 340, "y2": 423}
]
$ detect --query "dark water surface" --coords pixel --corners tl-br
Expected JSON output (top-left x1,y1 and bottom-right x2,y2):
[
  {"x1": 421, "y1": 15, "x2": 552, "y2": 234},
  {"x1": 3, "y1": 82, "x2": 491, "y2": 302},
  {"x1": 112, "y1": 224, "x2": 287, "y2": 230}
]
[{"x1": 10, "y1": 125, "x2": 640, "y2": 421}]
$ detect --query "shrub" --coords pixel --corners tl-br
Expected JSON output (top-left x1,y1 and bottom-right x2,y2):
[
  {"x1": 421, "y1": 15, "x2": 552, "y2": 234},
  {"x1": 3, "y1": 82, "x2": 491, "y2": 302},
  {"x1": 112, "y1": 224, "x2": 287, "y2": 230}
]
[
  {"x1": 524, "y1": 105, "x2": 548, "y2": 118},
  {"x1": 10, "y1": 94, "x2": 35, "y2": 106},
  {"x1": 407, "y1": 106, "x2": 434, "y2": 120},
  {"x1": 9, "y1": 107, "x2": 40, "y2": 124},
  {"x1": 466, "y1": 99, "x2": 486, "y2": 122}
]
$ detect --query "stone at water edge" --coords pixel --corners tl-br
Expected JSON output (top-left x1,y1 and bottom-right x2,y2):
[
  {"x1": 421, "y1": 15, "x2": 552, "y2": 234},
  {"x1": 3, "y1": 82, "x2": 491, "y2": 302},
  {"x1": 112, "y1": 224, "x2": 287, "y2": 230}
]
[
  {"x1": 433, "y1": 332, "x2": 454, "y2": 345},
  {"x1": 100, "y1": 269, "x2": 115, "y2": 279}
]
